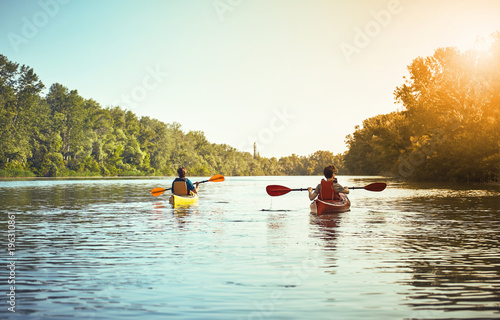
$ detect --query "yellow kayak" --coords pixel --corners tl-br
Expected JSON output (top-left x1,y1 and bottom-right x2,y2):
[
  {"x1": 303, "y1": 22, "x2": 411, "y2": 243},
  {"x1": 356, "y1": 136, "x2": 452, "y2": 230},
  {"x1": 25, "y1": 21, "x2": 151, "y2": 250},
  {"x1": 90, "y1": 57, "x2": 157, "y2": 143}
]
[{"x1": 169, "y1": 194, "x2": 199, "y2": 206}]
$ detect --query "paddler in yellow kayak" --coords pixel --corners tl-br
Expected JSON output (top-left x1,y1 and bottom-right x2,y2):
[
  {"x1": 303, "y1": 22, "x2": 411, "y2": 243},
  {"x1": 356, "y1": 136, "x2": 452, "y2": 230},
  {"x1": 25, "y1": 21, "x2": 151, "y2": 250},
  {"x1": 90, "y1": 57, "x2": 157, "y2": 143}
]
[
  {"x1": 308, "y1": 165, "x2": 349, "y2": 201},
  {"x1": 172, "y1": 167, "x2": 199, "y2": 195}
]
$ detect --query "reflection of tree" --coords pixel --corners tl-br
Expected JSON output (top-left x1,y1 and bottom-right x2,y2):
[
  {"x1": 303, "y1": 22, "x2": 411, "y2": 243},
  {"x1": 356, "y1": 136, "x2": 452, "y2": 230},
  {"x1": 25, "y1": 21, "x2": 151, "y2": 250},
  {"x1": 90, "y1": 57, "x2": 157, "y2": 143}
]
[
  {"x1": 403, "y1": 256, "x2": 500, "y2": 313},
  {"x1": 398, "y1": 195, "x2": 500, "y2": 314}
]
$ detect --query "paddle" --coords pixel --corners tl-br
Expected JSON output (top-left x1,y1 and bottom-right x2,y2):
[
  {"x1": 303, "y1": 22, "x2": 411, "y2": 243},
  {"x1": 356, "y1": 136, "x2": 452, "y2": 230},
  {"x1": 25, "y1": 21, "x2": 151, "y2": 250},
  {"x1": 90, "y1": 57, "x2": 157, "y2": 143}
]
[
  {"x1": 151, "y1": 174, "x2": 225, "y2": 197},
  {"x1": 266, "y1": 182, "x2": 387, "y2": 197},
  {"x1": 349, "y1": 183, "x2": 386, "y2": 191},
  {"x1": 197, "y1": 174, "x2": 225, "y2": 184},
  {"x1": 151, "y1": 187, "x2": 172, "y2": 197},
  {"x1": 266, "y1": 185, "x2": 308, "y2": 197}
]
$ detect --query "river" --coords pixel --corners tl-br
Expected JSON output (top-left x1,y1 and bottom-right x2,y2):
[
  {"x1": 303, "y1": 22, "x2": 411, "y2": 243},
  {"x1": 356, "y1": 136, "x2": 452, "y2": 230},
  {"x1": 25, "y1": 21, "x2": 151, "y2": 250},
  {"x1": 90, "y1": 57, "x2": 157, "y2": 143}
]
[{"x1": 0, "y1": 176, "x2": 499, "y2": 319}]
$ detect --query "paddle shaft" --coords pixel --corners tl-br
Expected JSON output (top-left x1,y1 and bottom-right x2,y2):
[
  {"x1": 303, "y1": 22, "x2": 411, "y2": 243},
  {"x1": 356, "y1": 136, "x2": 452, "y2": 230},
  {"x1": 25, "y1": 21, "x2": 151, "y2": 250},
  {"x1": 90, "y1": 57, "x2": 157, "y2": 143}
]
[
  {"x1": 280, "y1": 187, "x2": 362, "y2": 190},
  {"x1": 266, "y1": 182, "x2": 386, "y2": 197},
  {"x1": 285, "y1": 183, "x2": 386, "y2": 192},
  {"x1": 289, "y1": 188, "x2": 308, "y2": 192}
]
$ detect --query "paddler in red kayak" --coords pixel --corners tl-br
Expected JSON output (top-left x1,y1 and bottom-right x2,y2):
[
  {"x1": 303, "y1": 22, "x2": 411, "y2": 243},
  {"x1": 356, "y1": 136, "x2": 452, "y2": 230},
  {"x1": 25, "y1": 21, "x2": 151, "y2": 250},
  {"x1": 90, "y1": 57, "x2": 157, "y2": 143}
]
[{"x1": 308, "y1": 165, "x2": 349, "y2": 201}]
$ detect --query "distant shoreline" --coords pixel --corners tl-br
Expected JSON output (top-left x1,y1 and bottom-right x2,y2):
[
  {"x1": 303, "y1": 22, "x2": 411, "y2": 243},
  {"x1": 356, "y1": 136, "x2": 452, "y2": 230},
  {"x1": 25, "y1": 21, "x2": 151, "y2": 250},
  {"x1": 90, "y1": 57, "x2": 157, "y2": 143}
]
[
  {"x1": 0, "y1": 174, "x2": 365, "y2": 181},
  {"x1": 0, "y1": 176, "x2": 174, "y2": 181},
  {"x1": 0, "y1": 175, "x2": 497, "y2": 186}
]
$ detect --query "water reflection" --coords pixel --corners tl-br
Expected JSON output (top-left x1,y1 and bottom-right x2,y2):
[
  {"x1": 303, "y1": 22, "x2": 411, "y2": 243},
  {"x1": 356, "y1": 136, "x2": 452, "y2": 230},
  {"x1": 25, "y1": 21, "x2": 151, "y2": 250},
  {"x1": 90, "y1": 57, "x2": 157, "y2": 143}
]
[
  {"x1": 310, "y1": 213, "x2": 341, "y2": 242},
  {"x1": 309, "y1": 213, "x2": 341, "y2": 274},
  {"x1": 151, "y1": 201, "x2": 167, "y2": 215},
  {"x1": 393, "y1": 188, "x2": 500, "y2": 315},
  {"x1": 172, "y1": 206, "x2": 200, "y2": 228},
  {"x1": 402, "y1": 250, "x2": 500, "y2": 313},
  {"x1": 0, "y1": 177, "x2": 499, "y2": 319}
]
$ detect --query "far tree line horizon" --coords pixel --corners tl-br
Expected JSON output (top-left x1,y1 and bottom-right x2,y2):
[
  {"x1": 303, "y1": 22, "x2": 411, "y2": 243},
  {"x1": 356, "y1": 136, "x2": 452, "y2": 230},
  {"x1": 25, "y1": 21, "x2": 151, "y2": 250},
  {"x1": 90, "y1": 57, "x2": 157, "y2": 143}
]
[{"x1": 0, "y1": 33, "x2": 498, "y2": 182}]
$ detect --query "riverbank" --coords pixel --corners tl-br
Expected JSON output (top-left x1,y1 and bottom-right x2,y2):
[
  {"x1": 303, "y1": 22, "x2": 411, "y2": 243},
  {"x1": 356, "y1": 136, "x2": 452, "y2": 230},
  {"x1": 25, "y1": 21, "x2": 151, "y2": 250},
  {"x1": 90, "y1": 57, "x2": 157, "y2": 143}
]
[
  {"x1": 0, "y1": 168, "x2": 166, "y2": 179},
  {"x1": 1, "y1": 174, "x2": 498, "y2": 187},
  {"x1": 0, "y1": 175, "x2": 172, "y2": 181}
]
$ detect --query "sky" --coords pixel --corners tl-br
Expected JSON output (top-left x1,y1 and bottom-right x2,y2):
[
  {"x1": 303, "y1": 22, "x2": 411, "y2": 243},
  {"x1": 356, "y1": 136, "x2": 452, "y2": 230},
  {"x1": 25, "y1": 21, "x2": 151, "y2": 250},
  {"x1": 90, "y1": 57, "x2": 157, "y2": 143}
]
[{"x1": 1, "y1": 0, "x2": 500, "y2": 158}]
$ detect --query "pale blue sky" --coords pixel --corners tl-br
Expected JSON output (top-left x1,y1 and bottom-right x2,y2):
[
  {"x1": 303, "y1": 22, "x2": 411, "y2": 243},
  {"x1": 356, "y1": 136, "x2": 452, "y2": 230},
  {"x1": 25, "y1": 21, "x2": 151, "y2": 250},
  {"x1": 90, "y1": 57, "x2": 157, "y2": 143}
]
[{"x1": 1, "y1": 0, "x2": 500, "y2": 158}]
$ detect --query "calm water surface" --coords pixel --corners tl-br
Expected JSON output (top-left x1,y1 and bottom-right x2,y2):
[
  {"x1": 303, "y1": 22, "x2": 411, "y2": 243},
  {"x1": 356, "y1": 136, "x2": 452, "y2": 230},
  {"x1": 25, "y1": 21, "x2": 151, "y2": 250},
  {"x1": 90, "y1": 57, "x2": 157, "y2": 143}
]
[{"x1": 0, "y1": 176, "x2": 499, "y2": 319}]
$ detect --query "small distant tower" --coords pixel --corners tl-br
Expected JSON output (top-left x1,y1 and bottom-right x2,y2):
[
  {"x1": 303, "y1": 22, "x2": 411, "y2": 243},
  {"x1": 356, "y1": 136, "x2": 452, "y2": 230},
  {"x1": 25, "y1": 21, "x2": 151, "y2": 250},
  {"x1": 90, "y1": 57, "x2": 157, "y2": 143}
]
[{"x1": 253, "y1": 142, "x2": 257, "y2": 158}]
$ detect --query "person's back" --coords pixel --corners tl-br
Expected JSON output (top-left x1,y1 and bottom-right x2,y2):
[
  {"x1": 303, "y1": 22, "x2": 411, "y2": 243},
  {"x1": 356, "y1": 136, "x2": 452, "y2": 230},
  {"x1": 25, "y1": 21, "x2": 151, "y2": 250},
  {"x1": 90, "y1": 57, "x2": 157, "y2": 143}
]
[
  {"x1": 172, "y1": 178, "x2": 190, "y2": 195},
  {"x1": 319, "y1": 179, "x2": 340, "y2": 200},
  {"x1": 308, "y1": 165, "x2": 349, "y2": 201},
  {"x1": 172, "y1": 167, "x2": 199, "y2": 196}
]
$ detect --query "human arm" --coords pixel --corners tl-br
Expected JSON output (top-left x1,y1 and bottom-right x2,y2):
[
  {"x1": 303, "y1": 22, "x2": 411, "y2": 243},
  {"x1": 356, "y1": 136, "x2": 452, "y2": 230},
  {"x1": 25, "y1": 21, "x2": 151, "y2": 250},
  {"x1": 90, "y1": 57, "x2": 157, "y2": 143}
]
[
  {"x1": 308, "y1": 184, "x2": 320, "y2": 200},
  {"x1": 308, "y1": 187, "x2": 317, "y2": 200},
  {"x1": 186, "y1": 179, "x2": 199, "y2": 194},
  {"x1": 334, "y1": 183, "x2": 349, "y2": 194}
]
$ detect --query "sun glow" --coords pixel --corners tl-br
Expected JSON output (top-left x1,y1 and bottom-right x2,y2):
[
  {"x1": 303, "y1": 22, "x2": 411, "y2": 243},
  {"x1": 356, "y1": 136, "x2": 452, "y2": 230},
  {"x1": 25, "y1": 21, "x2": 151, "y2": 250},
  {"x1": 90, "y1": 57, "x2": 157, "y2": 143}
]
[
  {"x1": 471, "y1": 35, "x2": 496, "y2": 53},
  {"x1": 432, "y1": 1, "x2": 499, "y2": 54},
  {"x1": 451, "y1": 29, "x2": 495, "y2": 53},
  {"x1": 444, "y1": 8, "x2": 498, "y2": 54}
]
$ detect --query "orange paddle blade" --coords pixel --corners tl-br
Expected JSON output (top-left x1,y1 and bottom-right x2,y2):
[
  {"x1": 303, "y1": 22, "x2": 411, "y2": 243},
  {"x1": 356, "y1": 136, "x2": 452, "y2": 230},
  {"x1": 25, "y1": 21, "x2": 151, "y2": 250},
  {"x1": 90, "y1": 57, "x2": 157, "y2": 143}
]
[
  {"x1": 208, "y1": 174, "x2": 225, "y2": 182},
  {"x1": 151, "y1": 187, "x2": 169, "y2": 197}
]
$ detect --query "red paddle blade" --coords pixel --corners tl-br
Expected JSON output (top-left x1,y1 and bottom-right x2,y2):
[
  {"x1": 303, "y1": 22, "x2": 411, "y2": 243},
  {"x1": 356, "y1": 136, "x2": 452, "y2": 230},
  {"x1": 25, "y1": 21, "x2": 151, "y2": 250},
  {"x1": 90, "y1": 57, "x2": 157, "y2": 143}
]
[
  {"x1": 151, "y1": 187, "x2": 167, "y2": 197},
  {"x1": 364, "y1": 183, "x2": 387, "y2": 192},
  {"x1": 266, "y1": 185, "x2": 292, "y2": 196},
  {"x1": 209, "y1": 174, "x2": 225, "y2": 182}
]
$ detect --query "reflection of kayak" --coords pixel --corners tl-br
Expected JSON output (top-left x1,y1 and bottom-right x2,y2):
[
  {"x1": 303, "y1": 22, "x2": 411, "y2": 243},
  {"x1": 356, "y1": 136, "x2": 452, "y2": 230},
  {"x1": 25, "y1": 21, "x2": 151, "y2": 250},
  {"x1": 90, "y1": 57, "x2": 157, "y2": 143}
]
[
  {"x1": 310, "y1": 193, "x2": 350, "y2": 215},
  {"x1": 169, "y1": 194, "x2": 198, "y2": 206}
]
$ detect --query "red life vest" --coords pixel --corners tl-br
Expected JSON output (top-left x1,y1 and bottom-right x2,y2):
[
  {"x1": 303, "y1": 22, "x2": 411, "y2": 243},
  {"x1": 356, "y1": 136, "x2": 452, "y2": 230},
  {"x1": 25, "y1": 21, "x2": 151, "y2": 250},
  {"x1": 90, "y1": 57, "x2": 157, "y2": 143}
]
[{"x1": 319, "y1": 179, "x2": 340, "y2": 200}]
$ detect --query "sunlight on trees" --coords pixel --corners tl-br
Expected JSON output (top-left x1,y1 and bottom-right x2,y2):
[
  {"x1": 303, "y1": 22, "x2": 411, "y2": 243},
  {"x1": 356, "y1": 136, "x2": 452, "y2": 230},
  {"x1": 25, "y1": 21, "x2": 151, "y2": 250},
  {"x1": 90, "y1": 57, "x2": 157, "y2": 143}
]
[
  {"x1": 344, "y1": 32, "x2": 500, "y2": 182},
  {"x1": 1, "y1": 32, "x2": 498, "y2": 182}
]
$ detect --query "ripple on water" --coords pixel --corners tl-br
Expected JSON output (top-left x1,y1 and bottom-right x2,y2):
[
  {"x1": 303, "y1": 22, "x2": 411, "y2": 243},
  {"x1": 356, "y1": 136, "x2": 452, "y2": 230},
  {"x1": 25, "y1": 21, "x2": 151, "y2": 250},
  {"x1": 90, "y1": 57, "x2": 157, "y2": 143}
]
[{"x1": 0, "y1": 177, "x2": 499, "y2": 319}]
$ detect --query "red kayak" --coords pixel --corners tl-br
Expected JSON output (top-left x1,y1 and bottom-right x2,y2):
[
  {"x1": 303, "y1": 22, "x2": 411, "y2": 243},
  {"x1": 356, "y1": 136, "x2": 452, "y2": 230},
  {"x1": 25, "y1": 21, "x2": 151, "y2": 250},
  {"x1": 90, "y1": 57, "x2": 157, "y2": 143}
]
[{"x1": 310, "y1": 193, "x2": 350, "y2": 215}]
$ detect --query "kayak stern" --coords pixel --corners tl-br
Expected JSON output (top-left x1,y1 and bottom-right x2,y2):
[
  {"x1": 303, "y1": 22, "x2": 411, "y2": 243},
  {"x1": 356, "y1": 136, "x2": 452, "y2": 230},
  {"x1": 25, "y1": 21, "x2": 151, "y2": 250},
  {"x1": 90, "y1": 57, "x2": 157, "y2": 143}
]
[
  {"x1": 310, "y1": 193, "x2": 350, "y2": 215},
  {"x1": 169, "y1": 194, "x2": 199, "y2": 206}
]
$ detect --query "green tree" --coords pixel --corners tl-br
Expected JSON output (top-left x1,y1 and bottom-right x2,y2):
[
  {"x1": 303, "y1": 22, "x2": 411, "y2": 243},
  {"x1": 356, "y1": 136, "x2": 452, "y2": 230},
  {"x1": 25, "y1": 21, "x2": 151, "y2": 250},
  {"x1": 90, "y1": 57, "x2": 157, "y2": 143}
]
[
  {"x1": 46, "y1": 83, "x2": 88, "y2": 165},
  {"x1": 0, "y1": 58, "x2": 45, "y2": 171},
  {"x1": 344, "y1": 112, "x2": 409, "y2": 175}
]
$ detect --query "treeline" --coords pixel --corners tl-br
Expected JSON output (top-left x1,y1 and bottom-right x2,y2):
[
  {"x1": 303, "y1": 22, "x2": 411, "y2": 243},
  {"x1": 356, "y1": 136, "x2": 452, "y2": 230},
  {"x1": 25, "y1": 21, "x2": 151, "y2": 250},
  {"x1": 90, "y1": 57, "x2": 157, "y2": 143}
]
[
  {"x1": 0, "y1": 54, "x2": 346, "y2": 177},
  {"x1": 5, "y1": 32, "x2": 497, "y2": 182},
  {"x1": 344, "y1": 33, "x2": 500, "y2": 182}
]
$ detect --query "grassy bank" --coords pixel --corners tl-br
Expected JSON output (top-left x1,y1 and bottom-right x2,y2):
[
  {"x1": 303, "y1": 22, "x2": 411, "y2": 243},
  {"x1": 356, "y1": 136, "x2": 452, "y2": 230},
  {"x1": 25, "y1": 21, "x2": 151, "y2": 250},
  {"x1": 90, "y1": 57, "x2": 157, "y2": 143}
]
[{"x1": 0, "y1": 169, "x2": 36, "y2": 178}]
